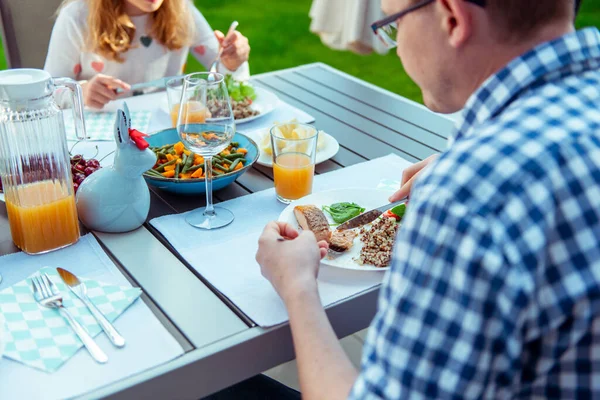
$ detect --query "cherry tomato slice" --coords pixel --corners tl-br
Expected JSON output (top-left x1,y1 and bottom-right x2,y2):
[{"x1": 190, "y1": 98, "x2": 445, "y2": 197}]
[{"x1": 382, "y1": 210, "x2": 400, "y2": 220}]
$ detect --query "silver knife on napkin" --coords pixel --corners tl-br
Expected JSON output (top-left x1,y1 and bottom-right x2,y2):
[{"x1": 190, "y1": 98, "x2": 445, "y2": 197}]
[
  {"x1": 57, "y1": 267, "x2": 126, "y2": 348},
  {"x1": 336, "y1": 197, "x2": 407, "y2": 231}
]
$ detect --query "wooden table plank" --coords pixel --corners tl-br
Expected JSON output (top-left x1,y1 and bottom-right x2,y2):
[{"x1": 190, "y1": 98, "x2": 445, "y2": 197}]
[
  {"x1": 215, "y1": 183, "x2": 252, "y2": 202},
  {"x1": 265, "y1": 74, "x2": 439, "y2": 159},
  {"x1": 234, "y1": 168, "x2": 275, "y2": 193},
  {"x1": 325, "y1": 146, "x2": 367, "y2": 168},
  {"x1": 315, "y1": 160, "x2": 344, "y2": 174},
  {"x1": 298, "y1": 65, "x2": 454, "y2": 139},
  {"x1": 281, "y1": 72, "x2": 448, "y2": 152}
]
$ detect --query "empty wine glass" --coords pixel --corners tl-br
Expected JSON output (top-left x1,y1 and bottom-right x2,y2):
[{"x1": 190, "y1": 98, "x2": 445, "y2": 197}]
[{"x1": 176, "y1": 72, "x2": 235, "y2": 229}]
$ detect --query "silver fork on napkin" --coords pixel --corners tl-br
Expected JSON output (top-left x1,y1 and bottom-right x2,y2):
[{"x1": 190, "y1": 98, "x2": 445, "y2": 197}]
[
  {"x1": 57, "y1": 267, "x2": 125, "y2": 348},
  {"x1": 30, "y1": 273, "x2": 108, "y2": 364}
]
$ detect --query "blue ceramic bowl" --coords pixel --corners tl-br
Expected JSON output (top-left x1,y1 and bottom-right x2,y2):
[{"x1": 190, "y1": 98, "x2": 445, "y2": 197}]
[{"x1": 143, "y1": 128, "x2": 259, "y2": 194}]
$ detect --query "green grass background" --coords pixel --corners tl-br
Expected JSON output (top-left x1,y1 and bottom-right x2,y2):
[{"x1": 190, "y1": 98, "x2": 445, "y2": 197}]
[
  {"x1": 192, "y1": 0, "x2": 599, "y2": 103},
  {"x1": 1, "y1": 0, "x2": 598, "y2": 103}
]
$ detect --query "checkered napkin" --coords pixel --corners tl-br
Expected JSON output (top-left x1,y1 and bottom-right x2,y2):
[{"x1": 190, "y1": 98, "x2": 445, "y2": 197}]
[
  {"x1": 64, "y1": 110, "x2": 152, "y2": 141},
  {"x1": 0, "y1": 267, "x2": 142, "y2": 373}
]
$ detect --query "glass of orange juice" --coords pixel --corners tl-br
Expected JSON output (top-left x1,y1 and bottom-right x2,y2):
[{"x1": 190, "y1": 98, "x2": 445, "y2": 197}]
[
  {"x1": 166, "y1": 77, "x2": 211, "y2": 127},
  {"x1": 270, "y1": 123, "x2": 319, "y2": 204}
]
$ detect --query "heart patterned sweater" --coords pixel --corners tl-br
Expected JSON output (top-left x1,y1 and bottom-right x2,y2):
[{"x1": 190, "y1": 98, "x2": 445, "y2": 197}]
[{"x1": 43, "y1": 0, "x2": 249, "y2": 86}]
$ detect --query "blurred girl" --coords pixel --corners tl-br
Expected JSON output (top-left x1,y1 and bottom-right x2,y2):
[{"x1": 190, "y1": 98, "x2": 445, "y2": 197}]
[{"x1": 44, "y1": 0, "x2": 250, "y2": 108}]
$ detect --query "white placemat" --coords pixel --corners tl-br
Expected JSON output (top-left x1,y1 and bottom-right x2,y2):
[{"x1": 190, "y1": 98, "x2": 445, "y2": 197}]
[
  {"x1": 150, "y1": 154, "x2": 412, "y2": 327},
  {"x1": 0, "y1": 234, "x2": 184, "y2": 400}
]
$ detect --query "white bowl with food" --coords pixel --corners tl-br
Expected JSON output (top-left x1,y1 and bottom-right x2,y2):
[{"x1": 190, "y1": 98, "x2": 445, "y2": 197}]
[{"x1": 278, "y1": 188, "x2": 404, "y2": 271}]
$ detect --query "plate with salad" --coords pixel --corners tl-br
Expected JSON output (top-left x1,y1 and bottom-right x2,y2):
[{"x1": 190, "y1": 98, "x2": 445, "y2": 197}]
[
  {"x1": 216, "y1": 75, "x2": 279, "y2": 124},
  {"x1": 278, "y1": 188, "x2": 405, "y2": 271}
]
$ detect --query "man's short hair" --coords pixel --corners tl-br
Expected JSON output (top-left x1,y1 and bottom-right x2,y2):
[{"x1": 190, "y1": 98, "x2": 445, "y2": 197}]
[{"x1": 488, "y1": 0, "x2": 575, "y2": 42}]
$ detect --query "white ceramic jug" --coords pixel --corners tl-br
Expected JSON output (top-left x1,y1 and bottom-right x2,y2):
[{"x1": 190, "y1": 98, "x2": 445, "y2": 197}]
[{"x1": 76, "y1": 103, "x2": 156, "y2": 232}]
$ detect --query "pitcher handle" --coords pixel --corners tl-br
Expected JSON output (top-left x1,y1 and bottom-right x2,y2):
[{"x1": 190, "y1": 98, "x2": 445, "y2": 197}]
[{"x1": 53, "y1": 78, "x2": 88, "y2": 141}]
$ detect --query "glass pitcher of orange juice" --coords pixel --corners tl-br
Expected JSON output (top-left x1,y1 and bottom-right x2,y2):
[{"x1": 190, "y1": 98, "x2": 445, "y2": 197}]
[{"x1": 0, "y1": 69, "x2": 87, "y2": 254}]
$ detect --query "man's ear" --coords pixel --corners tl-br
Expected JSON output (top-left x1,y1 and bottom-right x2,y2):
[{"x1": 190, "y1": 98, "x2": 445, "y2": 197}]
[{"x1": 438, "y1": 0, "x2": 473, "y2": 48}]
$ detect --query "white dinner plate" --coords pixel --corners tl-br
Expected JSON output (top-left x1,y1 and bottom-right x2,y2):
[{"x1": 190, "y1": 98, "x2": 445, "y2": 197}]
[
  {"x1": 278, "y1": 188, "x2": 395, "y2": 271},
  {"x1": 235, "y1": 87, "x2": 279, "y2": 124},
  {"x1": 244, "y1": 128, "x2": 340, "y2": 167}
]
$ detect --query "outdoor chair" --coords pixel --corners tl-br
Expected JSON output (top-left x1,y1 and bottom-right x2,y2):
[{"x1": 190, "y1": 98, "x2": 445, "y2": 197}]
[{"x1": 0, "y1": 0, "x2": 62, "y2": 69}]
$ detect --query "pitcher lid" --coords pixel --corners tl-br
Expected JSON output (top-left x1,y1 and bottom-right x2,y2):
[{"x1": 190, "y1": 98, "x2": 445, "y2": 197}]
[{"x1": 0, "y1": 69, "x2": 53, "y2": 102}]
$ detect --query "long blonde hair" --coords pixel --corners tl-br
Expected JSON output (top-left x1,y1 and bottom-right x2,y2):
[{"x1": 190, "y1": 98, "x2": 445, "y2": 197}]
[{"x1": 59, "y1": 0, "x2": 194, "y2": 62}]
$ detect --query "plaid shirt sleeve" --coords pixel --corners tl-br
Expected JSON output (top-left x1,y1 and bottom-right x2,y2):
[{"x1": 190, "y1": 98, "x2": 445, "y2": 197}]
[
  {"x1": 348, "y1": 27, "x2": 600, "y2": 399},
  {"x1": 350, "y1": 183, "x2": 522, "y2": 398},
  {"x1": 349, "y1": 142, "x2": 600, "y2": 398}
]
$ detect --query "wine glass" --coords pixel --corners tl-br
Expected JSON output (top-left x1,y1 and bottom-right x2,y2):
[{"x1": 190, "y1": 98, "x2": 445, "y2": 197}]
[{"x1": 176, "y1": 72, "x2": 235, "y2": 229}]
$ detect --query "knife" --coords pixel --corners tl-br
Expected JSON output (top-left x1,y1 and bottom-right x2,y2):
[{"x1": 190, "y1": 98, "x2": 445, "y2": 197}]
[
  {"x1": 116, "y1": 75, "x2": 183, "y2": 94},
  {"x1": 57, "y1": 267, "x2": 126, "y2": 348},
  {"x1": 336, "y1": 197, "x2": 407, "y2": 231}
]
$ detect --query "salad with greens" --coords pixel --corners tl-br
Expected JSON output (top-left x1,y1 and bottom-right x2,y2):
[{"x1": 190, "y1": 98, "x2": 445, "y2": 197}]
[
  {"x1": 225, "y1": 74, "x2": 257, "y2": 102},
  {"x1": 208, "y1": 74, "x2": 260, "y2": 120},
  {"x1": 322, "y1": 202, "x2": 366, "y2": 224}
]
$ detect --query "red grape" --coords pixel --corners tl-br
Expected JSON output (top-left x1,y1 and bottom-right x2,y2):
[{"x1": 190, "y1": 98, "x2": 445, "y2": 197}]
[
  {"x1": 73, "y1": 163, "x2": 86, "y2": 173},
  {"x1": 84, "y1": 167, "x2": 96, "y2": 176},
  {"x1": 70, "y1": 154, "x2": 101, "y2": 191},
  {"x1": 86, "y1": 159, "x2": 100, "y2": 169},
  {"x1": 73, "y1": 173, "x2": 85, "y2": 185}
]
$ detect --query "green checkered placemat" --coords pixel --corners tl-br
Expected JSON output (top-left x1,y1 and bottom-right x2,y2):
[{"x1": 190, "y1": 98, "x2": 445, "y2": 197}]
[
  {"x1": 0, "y1": 267, "x2": 141, "y2": 372},
  {"x1": 64, "y1": 110, "x2": 152, "y2": 141}
]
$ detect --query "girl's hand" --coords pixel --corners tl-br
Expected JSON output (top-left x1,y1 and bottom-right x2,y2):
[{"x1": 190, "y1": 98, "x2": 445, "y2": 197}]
[
  {"x1": 214, "y1": 30, "x2": 250, "y2": 71},
  {"x1": 81, "y1": 74, "x2": 130, "y2": 109}
]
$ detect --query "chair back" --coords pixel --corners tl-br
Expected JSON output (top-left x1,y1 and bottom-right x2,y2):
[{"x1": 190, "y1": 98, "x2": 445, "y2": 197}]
[{"x1": 0, "y1": 0, "x2": 63, "y2": 69}]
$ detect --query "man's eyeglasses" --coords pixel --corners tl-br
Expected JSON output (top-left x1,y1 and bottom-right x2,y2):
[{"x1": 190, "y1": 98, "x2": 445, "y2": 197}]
[{"x1": 371, "y1": 0, "x2": 486, "y2": 49}]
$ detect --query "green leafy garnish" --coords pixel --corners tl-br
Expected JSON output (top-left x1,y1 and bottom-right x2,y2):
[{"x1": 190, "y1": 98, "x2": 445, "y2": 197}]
[
  {"x1": 322, "y1": 202, "x2": 366, "y2": 224},
  {"x1": 225, "y1": 74, "x2": 257, "y2": 102},
  {"x1": 390, "y1": 204, "x2": 406, "y2": 220}
]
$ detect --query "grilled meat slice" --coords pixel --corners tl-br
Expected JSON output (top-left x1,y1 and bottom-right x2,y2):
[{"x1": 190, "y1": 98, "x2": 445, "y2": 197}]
[
  {"x1": 329, "y1": 229, "x2": 358, "y2": 253},
  {"x1": 294, "y1": 205, "x2": 331, "y2": 243}
]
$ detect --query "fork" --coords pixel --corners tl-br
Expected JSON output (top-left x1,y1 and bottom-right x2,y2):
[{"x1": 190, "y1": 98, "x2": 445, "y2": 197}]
[
  {"x1": 208, "y1": 21, "x2": 239, "y2": 77},
  {"x1": 31, "y1": 273, "x2": 108, "y2": 364}
]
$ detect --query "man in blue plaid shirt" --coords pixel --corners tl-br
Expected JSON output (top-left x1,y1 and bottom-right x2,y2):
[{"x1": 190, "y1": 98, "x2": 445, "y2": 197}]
[{"x1": 253, "y1": 0, "x2": 600, "y2": 398}]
